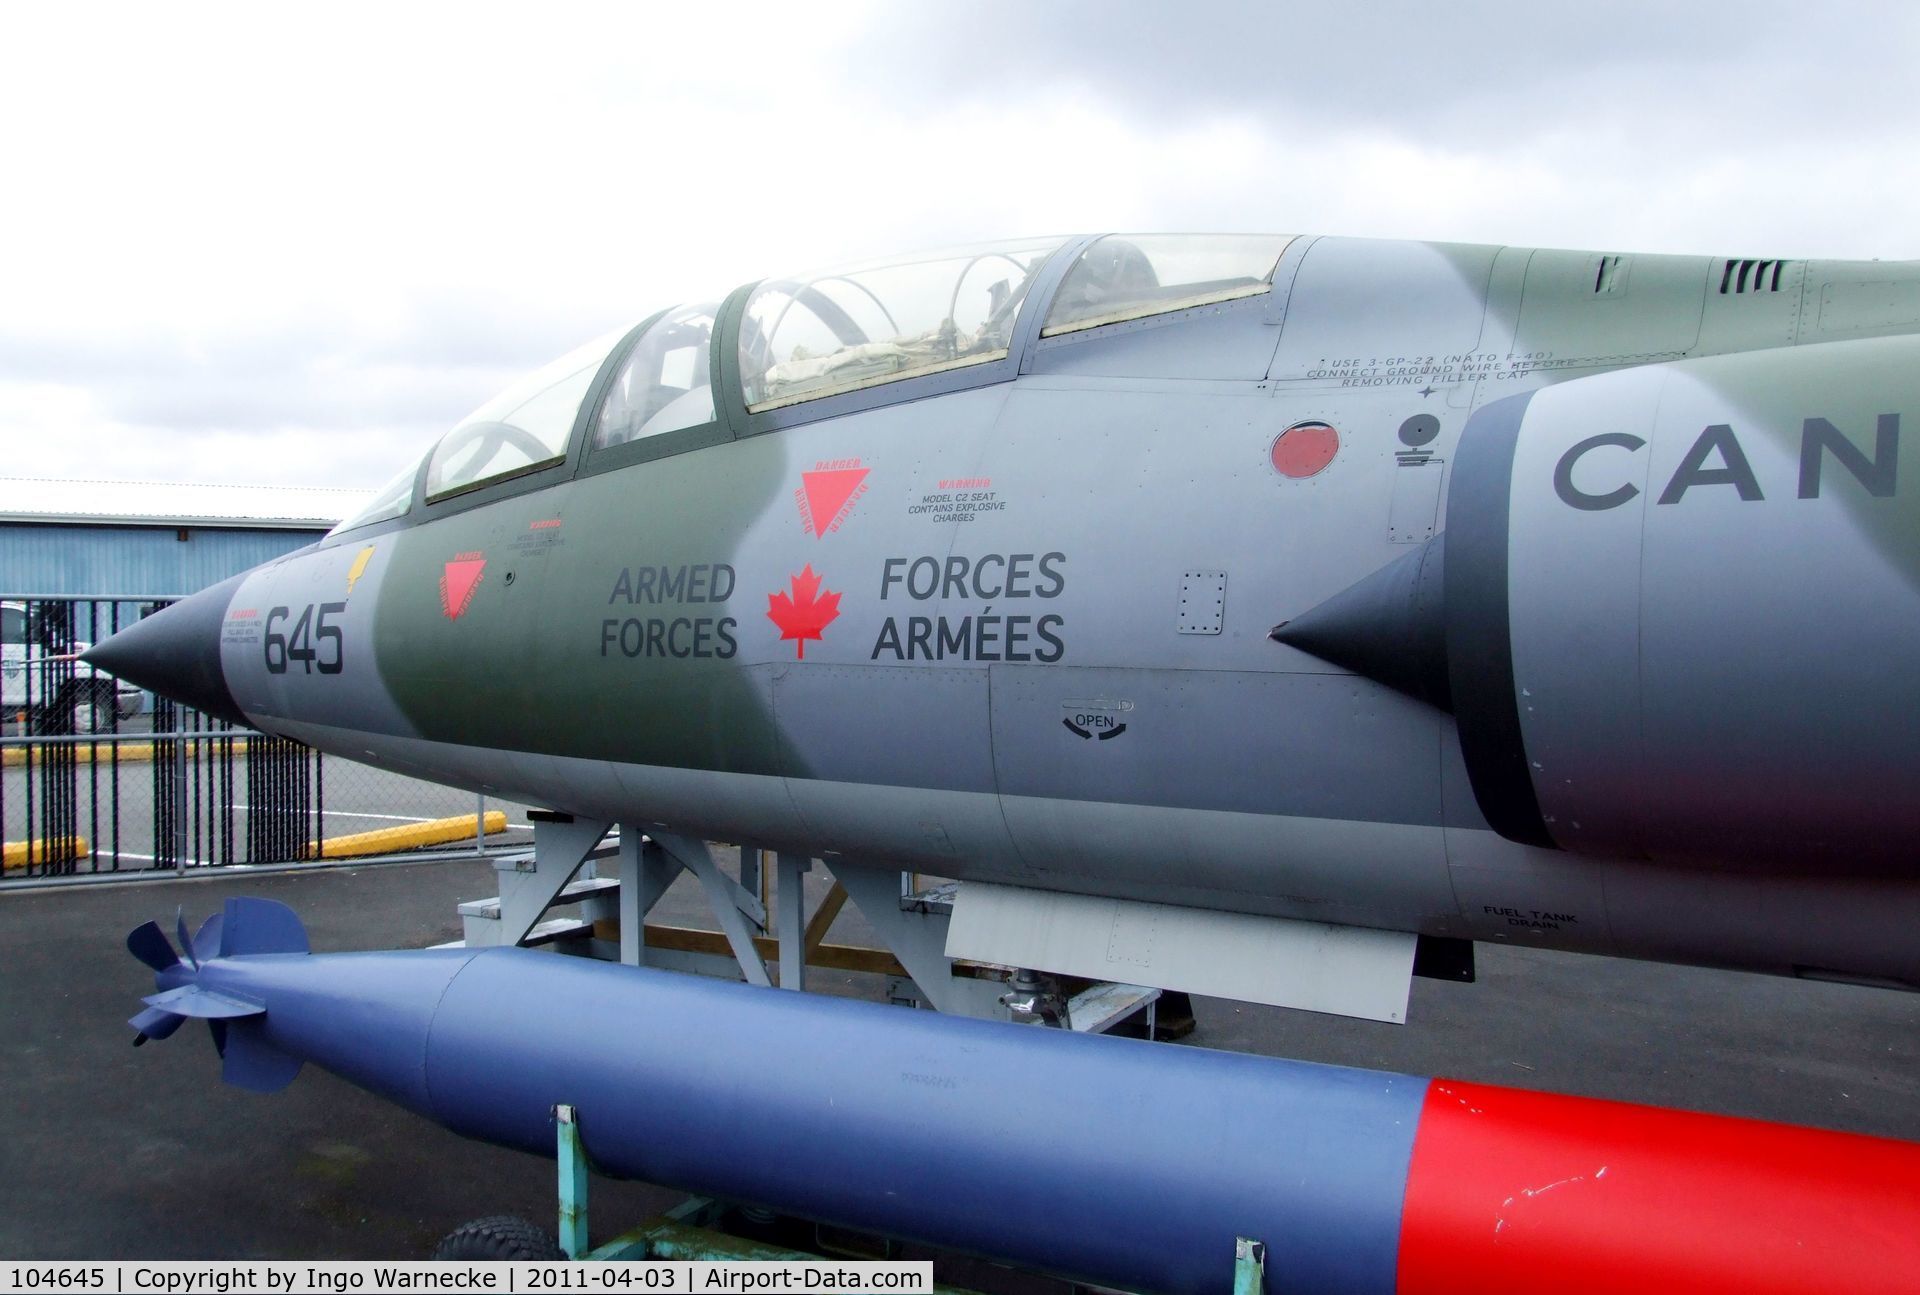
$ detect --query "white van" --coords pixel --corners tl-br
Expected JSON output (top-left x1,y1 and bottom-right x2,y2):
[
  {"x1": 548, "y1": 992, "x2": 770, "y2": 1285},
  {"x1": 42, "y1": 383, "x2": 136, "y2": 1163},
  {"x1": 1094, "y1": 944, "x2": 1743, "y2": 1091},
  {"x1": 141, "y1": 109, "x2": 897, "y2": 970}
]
[{"x1": 1, "y1": 601, "x2": 143, "y2": 733}]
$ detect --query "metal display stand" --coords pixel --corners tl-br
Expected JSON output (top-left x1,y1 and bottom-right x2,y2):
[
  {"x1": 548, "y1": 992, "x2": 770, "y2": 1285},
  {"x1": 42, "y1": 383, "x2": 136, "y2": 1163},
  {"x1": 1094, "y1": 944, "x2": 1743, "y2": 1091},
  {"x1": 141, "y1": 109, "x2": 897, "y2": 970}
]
[
  {"x1": 456, "y1": 817, "x2": 1170, "y2": 1034},
  {"x1": 551, "y1": 1104, "x2": 1267, "y2": 1294}
]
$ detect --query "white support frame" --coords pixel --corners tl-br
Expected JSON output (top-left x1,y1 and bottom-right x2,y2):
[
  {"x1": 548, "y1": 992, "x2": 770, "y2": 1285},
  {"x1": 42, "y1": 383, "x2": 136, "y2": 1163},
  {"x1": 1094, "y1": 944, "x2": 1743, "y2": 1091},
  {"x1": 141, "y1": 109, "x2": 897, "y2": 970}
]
[
  {"x1": 493, "y1": 815, "x2": 612, "y2": 947},
  {"x1": 774, "y1": 852, "x2": 811, "y2": 991},
  {"x1": 830, "y1": 861, "x2": 1007, "y2": 1017},
  {"x1": 649, "y1": 831, "x2": 772, "y2": 987}
]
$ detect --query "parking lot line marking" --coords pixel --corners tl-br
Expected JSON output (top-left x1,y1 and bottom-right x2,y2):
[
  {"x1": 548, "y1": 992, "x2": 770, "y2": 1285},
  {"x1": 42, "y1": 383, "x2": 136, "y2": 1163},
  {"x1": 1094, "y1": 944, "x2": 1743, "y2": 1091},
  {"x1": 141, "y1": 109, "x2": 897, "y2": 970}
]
[
  {"x1": 229, "y1": 805, "x2": 437, "y2": 824},
  {"x1": 312, "y1": 810, "x2": 439, "y2": 823}
]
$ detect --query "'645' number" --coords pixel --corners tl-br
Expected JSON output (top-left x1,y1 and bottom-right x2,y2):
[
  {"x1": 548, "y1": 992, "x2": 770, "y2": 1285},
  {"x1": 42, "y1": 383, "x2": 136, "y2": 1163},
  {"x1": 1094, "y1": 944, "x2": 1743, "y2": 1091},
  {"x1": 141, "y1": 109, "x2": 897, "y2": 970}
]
[{"x1": 264, "y1": 602, "x2": 346, "y2": 675}]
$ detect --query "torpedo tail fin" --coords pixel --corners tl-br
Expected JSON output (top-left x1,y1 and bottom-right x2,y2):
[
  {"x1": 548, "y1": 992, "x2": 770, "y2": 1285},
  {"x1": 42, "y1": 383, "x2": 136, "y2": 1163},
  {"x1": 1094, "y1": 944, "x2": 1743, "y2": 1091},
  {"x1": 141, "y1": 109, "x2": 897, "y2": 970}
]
[{"x1": 124, "y1": 898, "x2": 307, "y2": 1091}]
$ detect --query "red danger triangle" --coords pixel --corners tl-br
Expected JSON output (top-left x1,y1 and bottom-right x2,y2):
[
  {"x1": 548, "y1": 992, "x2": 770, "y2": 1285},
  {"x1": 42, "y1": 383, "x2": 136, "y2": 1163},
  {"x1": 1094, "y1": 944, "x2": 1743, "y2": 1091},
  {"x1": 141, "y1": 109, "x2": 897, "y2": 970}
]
[
  {"x1": 441, "y1": 557, "x2": 486, "y2": 620},
  {"x1": 801, "y1": 467, "x2": 868, "y2": 537}
]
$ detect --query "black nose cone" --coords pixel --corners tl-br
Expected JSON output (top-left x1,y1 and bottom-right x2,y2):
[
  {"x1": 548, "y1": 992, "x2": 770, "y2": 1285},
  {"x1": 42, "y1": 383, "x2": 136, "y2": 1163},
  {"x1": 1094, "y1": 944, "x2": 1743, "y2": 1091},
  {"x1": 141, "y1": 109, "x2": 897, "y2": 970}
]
[{"x1": 83, "y1": 574, "x2": 248, "y2": 726}]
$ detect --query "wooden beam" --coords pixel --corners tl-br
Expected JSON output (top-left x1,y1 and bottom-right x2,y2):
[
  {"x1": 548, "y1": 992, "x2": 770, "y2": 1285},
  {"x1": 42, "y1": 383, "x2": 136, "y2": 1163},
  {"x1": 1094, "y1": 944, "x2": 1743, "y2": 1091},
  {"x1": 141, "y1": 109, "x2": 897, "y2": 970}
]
[
  {"x1": 803, "y1": 881, "x2": 848, "y2": 954},
  {"x1": 638, "y1": 923, "x2": 906, "y2": 978}
]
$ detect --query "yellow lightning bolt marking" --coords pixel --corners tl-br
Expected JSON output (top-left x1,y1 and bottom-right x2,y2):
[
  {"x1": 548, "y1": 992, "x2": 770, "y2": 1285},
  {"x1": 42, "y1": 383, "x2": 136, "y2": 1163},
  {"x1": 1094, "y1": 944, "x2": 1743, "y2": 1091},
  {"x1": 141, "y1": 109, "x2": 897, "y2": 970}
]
[{"x1": 346, "y1": 546, "x2": 375, "y2": 596}]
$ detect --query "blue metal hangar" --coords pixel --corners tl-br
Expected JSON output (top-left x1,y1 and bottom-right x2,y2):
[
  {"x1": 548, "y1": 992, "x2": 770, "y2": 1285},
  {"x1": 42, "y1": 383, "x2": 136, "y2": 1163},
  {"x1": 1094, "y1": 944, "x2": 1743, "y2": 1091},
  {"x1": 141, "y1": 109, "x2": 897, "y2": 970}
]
[{"x1": 0, "y1": 477, "x2": 365, "y2": 598}]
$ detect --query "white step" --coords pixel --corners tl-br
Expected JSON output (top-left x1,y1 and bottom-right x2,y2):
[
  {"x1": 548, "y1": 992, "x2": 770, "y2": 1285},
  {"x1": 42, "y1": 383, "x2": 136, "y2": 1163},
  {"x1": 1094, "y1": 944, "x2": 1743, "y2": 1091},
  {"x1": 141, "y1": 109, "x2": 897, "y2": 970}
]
[
  {"x1": 457, "y1": 875, "x2": 621, "y2": 922},
  {"x1": 461, "y1": 914, "x2": 595, "y2": 949},
  {"x1": 522, "y1": 916, "x2": 594, "y2": 946}
]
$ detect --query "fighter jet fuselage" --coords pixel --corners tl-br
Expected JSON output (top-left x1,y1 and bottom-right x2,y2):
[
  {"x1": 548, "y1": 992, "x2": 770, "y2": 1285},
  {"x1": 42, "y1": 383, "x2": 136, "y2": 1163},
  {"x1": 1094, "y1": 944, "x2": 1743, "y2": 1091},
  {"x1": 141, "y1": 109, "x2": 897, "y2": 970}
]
[{"x1": 92, "y1": 234, "x2": 1920, "y2": 990}]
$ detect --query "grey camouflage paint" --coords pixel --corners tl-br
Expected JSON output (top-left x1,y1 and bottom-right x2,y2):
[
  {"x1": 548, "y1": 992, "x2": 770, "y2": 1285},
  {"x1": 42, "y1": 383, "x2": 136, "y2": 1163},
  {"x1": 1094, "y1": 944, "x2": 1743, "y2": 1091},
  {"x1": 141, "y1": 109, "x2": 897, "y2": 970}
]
[{"x1": 105, "y1": 234, "x2": 1920, "y2": 989}]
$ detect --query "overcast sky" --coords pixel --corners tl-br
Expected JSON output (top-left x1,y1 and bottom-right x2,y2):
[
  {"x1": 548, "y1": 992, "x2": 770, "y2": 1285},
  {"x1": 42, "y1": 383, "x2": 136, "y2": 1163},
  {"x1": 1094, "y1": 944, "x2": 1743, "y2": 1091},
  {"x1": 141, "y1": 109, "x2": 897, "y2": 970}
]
[{"x1": 3, "y1": 2, "x2": 1916, "y2": 498}]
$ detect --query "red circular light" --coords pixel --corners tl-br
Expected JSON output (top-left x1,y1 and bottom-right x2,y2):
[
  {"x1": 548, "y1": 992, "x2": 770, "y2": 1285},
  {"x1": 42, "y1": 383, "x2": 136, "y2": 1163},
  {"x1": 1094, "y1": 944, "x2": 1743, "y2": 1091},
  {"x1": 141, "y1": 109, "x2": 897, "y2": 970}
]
[{"x1": 1271, "y1": 421, "x2": 1340, "y2": 479}]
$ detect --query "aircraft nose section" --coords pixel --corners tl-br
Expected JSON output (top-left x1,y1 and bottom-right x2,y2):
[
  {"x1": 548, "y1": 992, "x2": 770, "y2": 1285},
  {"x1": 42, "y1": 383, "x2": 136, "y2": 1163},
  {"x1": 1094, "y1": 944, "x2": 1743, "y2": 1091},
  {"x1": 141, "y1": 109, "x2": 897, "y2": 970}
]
[{"x1": 83, "y1": 574, "x2": 248, "y2": 726}]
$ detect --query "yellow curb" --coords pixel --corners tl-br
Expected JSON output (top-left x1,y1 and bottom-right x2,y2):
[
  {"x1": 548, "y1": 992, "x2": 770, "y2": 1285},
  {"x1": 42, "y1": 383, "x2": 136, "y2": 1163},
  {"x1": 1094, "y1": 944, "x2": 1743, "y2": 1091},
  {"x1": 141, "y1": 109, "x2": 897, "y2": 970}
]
[
  {"x1": 310, "y1": 811, "x2": 507, "y2": 860},
  {"x1": 2, "y1": 738, "x2": 252, "y2": 768},
  {"x1": 2, "y1": 836, "x2": 90, "y2": 870}
]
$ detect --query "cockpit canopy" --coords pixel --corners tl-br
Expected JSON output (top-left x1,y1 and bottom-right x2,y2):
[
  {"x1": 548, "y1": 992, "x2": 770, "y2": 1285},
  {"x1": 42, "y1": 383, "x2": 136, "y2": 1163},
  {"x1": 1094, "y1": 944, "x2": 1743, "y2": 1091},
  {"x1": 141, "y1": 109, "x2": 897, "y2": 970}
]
[
  {"x1": 593, "y1": 301, "x2": 720, "y2": 451},
  {"x1": 332, "y1": 326, "x2": 635, "y2": 533},
  {"x1": 739, "y1": 237, "x2": 1066, "y2": 411},
  {"x1": 329, "y1": 233, "x2": 1292, "y2": 537},
  {"x1": 1042, "y1": 233, "x2": 1289, "y2": 335},
  {"x1": 426, "y1": 328, "x2": 629, "y2": 501}
]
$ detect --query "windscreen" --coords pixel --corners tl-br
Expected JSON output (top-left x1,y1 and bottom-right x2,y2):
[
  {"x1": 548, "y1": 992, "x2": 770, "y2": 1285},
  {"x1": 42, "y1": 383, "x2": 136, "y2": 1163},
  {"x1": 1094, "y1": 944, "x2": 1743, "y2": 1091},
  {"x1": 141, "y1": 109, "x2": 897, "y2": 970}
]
[
  {"x1": 328, "y1": 461, "x2": 419, "y2": 535},
  {"x1": 426, "y1": 328, "x2": 629, "y2": 499}
]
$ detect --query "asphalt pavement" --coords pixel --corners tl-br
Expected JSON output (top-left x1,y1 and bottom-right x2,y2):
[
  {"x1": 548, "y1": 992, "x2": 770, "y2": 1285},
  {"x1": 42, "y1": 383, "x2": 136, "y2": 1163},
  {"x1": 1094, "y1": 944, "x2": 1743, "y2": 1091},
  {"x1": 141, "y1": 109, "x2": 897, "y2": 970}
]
[{"x1": 2, "y1": 856, "x2": 1915, "y2": 1263}]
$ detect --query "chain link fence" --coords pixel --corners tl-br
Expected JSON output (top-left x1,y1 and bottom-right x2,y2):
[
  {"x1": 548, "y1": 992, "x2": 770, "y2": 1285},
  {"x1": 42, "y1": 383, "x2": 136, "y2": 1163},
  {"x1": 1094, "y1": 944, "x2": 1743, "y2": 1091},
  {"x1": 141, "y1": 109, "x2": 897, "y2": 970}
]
[{"x1": 2, "y1": 596, "x2": 532, "y2": 880}]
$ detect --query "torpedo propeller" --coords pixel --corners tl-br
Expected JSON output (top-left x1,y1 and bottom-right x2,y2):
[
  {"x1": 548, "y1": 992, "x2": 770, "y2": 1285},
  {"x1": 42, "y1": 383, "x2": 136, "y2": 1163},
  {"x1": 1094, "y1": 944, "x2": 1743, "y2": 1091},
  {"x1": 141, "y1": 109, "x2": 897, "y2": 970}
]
[{"x1": 124, "y1": 897, "x2": 310, "y2": 1090}]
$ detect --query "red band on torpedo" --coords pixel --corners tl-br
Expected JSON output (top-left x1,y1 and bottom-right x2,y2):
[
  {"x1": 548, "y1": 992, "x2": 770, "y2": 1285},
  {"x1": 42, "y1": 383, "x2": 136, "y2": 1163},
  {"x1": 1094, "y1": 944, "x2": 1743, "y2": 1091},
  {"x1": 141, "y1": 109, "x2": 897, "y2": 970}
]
[{"x1": 1396, "y1": 1078, "x2": 1920, "y2": 1295}]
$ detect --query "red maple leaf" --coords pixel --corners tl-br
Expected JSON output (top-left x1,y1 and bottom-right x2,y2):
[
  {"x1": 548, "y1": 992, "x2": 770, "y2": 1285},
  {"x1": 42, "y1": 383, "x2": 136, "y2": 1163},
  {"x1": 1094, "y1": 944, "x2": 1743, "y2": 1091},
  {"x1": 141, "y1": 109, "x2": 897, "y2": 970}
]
[{"x1": 766, "y1": 564, "x2": 841, "y2": 659}]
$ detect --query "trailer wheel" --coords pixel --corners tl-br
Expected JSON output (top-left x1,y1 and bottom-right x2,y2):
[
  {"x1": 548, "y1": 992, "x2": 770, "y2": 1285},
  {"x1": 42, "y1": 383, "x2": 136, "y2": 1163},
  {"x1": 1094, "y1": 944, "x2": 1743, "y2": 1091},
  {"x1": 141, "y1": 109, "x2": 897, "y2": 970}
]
[{"x1": 432, "y1": 1215, "x2": 565, "y2": 1261}]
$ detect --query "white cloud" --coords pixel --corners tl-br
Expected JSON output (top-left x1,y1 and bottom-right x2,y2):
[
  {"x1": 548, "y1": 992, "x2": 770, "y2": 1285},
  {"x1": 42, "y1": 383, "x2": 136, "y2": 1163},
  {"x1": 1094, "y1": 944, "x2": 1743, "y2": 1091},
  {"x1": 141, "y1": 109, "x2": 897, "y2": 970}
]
[{"x1": 0, "y1": 2, "x2": 1915, "y2": 490}]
